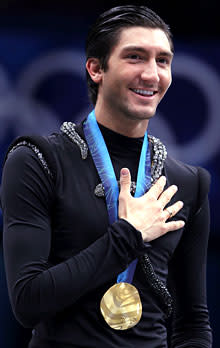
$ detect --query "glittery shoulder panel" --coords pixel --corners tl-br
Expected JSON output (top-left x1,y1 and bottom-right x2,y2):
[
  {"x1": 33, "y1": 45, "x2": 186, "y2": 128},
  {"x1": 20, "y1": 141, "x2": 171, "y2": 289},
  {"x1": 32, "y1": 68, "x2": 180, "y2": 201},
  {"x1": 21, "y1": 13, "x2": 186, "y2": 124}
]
[{"x1": 8, "y1": 140, "x2": 52, "y2": 177}]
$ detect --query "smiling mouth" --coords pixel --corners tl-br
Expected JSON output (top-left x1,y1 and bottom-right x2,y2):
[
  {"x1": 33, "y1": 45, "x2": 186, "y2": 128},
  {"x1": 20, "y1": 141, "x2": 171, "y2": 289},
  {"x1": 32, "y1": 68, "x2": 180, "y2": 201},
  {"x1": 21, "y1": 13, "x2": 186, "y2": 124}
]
[{"x1": 130, "y1": 88, "x2": 157, "y2": 97}]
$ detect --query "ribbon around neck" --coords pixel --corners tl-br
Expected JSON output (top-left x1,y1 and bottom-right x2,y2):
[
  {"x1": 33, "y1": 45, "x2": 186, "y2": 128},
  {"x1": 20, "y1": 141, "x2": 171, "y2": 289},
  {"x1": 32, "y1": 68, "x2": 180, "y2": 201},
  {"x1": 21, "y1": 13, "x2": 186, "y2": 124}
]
[{"x1": 83, "y1": 109, "x2": 151, "y2": 284}]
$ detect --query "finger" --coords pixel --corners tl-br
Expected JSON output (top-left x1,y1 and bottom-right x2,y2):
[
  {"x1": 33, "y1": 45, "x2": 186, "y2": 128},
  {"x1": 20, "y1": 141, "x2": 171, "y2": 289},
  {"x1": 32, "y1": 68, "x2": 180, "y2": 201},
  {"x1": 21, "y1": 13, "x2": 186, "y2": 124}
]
[
  {"x1": 147, "y1": 176, "x2": 166, "y2": 199},
  {"x1": 159, "y1": 184, "x2": 178, "y2": 207},
  {"x1": 119, "y1": 168, "x2": 131, "y2": 196},
  {"x1": 164, "y1": 219, "x2": 185, "y2": 233},
  {"x1": 164, "y1": 201, "x2": 184, "y2": 220}
]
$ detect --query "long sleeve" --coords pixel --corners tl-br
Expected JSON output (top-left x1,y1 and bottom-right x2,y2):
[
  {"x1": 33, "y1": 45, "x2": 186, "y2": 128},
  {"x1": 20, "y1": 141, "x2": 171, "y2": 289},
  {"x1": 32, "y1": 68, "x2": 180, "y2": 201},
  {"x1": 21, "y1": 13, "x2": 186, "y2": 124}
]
[
  {"x1": 169, "y1": 168, "x2": 212, "y2": 347},
  {"x1": 1, "y1": 146, "x2": 145, "y2": 328}
]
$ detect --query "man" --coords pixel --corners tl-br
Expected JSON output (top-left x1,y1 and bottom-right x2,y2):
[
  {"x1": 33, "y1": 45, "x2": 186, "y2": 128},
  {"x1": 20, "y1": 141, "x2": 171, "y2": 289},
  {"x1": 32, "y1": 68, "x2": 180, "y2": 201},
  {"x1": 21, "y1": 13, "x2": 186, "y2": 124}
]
[{"x1": 1, "y1": 5, "x2": 212, "y2": 348}]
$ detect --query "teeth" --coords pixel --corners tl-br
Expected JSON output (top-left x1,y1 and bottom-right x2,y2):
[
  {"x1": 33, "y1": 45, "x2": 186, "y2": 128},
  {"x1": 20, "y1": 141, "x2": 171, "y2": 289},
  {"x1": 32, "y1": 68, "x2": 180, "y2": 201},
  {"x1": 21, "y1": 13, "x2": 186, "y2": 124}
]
[{"x1": 132, "y1": 89, "x2": 154, "y2": 96}]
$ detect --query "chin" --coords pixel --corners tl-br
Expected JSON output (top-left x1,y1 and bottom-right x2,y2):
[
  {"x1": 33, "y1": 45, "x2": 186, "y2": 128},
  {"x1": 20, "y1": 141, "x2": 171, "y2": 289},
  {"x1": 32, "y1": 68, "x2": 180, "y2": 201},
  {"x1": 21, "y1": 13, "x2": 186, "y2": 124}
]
[
  {"x1": 134, "y1": 109, "x2": 156, "y2": 120},
  {"x1": 121, "y1": 104, "x2": 156, "y2": 121}
]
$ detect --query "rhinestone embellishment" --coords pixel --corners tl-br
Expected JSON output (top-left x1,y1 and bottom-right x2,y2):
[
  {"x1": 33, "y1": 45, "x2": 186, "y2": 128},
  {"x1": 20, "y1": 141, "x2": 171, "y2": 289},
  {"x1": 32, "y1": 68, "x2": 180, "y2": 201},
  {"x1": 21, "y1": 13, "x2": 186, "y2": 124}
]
[
  {"x1": 148, "y1": 134, "x2": 167, "y2": 184},
  {"x1": 140, "y1": 254, "x2": 173, "y2": 317},
  {"x1": 9, "y1": 141, "x2": 52, "y2": 177},
  {"x1": 94, "y1": 181, "x2": 137, "y2": 197},
  {"x1": 60, "y1": 122, "x2": 88, "y2": 159}
]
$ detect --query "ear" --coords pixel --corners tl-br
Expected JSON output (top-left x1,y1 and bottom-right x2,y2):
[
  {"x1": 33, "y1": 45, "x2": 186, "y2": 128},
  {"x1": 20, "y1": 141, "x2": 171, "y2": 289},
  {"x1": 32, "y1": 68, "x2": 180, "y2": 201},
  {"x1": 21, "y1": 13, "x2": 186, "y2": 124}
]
[{"x1": 86, "y1": 58, "x2": 103, "y2": 84}]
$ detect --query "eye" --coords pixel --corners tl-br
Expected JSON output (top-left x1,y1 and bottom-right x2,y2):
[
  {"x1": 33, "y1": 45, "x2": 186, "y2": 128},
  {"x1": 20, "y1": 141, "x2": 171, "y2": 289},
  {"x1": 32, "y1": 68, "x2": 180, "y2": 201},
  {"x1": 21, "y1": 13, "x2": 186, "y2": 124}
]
[
  {"x1": 157, "y1": 57, "x2": 170, "y2": 65},
  {"x1": 127, "y1": 54, "x2": 143, "y2": 61}
]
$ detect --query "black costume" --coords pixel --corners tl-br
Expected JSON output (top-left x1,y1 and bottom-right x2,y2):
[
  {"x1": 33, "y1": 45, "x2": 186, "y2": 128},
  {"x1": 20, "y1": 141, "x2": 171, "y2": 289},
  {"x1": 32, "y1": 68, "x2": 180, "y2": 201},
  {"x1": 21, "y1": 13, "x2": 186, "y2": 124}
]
[{"x1": 1, "y1": 122, "x2": 212, "y2": 347}]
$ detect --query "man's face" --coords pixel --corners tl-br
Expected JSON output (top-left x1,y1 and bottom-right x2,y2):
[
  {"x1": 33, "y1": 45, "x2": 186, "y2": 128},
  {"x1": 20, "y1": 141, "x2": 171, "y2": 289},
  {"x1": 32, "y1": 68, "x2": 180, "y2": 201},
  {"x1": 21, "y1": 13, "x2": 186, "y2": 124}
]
[{"x1": 97, "y1": 26, "x2": 173, "y2": 122}]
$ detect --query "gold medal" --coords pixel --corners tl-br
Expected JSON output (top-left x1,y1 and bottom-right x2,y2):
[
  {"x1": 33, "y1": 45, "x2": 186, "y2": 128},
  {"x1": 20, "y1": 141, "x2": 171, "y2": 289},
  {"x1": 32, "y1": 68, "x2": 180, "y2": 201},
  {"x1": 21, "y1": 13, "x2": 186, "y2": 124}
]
[{"x1": 100, "y1": 282, "x2": 142, "y2": 330}]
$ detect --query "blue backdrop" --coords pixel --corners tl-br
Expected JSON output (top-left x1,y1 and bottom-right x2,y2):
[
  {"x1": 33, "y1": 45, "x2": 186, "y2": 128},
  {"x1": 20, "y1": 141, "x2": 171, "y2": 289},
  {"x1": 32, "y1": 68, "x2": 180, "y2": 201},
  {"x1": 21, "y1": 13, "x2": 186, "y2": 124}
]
[{"x1": 0, "y1": 13, "x2": 219, "y2": 348}]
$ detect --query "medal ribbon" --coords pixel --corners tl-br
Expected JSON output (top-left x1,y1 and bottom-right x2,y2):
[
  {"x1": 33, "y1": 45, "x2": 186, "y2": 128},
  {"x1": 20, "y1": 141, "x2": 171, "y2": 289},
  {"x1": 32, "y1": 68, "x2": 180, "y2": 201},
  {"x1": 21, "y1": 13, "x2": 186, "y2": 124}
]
[{"x1": 83, "y1": 109, "x2": 151, "y2": 284}]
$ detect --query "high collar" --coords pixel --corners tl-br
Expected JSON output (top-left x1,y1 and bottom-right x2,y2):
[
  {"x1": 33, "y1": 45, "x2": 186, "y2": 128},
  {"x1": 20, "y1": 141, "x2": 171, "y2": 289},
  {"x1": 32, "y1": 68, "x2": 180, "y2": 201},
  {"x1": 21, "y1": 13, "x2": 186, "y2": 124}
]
[{"x1": 97, "y1": 122, "x2": 144, "y2": 158}]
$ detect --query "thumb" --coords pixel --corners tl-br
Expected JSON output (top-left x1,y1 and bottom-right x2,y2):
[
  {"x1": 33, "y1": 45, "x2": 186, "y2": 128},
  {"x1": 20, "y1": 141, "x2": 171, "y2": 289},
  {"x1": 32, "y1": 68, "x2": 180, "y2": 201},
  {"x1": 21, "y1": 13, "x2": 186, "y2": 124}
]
[{"x1": 120, "y1": 168, "x2": 131, "y2": 195}]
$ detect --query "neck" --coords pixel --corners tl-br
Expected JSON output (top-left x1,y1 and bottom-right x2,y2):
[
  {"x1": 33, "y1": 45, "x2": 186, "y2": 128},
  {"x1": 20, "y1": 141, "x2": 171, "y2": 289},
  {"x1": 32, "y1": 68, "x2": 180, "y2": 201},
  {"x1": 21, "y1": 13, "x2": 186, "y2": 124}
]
[{"x1": 94, "y1": 105, "x2": 149, "y2": 138}]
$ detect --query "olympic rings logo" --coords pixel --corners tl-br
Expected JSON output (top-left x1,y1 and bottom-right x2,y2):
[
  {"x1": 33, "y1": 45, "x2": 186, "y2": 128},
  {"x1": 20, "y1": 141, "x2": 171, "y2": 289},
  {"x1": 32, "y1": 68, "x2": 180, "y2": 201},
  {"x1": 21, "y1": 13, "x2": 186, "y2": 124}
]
[{"x1": 0, "y1": 50, "x2": 220, "y2": 165}]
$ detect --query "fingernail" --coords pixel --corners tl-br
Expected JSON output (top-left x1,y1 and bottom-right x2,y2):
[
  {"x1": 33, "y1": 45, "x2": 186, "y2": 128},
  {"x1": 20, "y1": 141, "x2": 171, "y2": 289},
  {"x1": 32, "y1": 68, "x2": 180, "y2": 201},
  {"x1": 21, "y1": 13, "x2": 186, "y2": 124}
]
[
  {"x1": 160, "y1": 176, "x2": 166, "y2": 183},
  {"x1": 121, "y1": 168, "x2": 129, "y2": 176}
]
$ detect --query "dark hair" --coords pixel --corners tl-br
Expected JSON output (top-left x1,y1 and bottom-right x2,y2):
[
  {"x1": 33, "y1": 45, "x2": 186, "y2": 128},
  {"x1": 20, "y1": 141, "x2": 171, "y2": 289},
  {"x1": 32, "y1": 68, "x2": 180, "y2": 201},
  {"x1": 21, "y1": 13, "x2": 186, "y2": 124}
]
[{"x1": 86, "y1": 5, "x2": 173, "y2": 105}]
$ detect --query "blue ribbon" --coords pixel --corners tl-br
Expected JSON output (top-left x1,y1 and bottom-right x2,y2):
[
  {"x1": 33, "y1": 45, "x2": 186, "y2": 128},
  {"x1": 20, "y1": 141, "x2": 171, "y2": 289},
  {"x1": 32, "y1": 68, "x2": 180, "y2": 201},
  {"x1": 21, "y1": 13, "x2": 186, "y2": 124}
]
[{"x1": 83, "y1": 109, "x2": 151, "y2": 284}]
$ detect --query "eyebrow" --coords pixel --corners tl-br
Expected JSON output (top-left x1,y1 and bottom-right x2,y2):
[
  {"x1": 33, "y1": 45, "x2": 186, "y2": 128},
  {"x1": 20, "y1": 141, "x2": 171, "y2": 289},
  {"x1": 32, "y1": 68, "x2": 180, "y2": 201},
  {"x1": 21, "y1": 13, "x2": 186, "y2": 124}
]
[{"x1": 121, "y1": 45, "x2": 174, "y2": 58}]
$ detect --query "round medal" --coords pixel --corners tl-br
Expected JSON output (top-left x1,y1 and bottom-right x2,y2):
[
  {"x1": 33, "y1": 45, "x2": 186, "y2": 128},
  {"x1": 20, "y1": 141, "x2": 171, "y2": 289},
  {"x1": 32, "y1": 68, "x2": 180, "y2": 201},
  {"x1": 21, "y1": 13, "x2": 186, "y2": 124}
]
[{"x1": 100, "y1": 282, "x2": 142, "y2": 330}]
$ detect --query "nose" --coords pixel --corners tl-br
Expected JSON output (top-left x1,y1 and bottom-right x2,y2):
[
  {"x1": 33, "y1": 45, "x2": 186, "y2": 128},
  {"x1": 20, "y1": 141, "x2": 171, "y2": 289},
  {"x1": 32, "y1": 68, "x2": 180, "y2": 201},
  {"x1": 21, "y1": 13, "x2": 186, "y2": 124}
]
[{"x1": 141, "y1": 60, "x2": 160, "y2": 84}]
